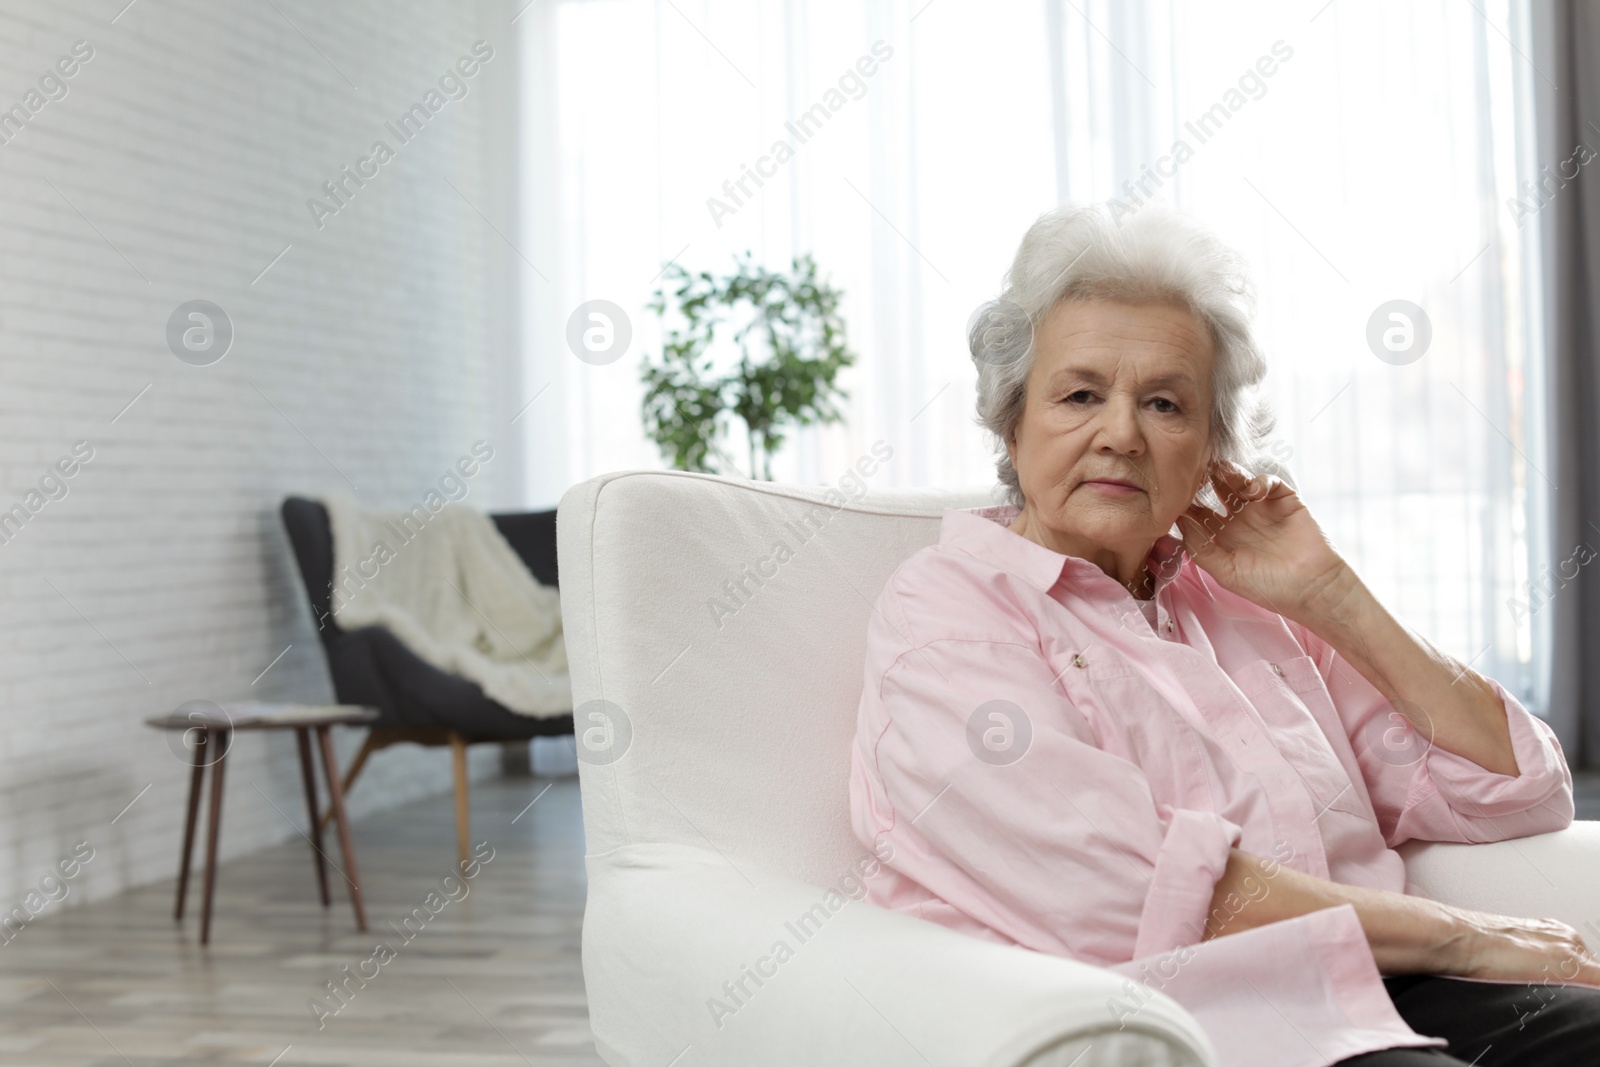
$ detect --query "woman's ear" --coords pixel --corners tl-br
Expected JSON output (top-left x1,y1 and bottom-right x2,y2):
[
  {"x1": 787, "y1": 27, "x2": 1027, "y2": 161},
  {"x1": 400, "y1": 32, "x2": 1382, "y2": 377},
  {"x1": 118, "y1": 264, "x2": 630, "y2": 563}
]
[
  {"x1": 1191, "y1": 450, "x2": 1221, "y2": 510},
  {"x1": 1200, "y1": 450, "x2": 1217, "y2": 482}
]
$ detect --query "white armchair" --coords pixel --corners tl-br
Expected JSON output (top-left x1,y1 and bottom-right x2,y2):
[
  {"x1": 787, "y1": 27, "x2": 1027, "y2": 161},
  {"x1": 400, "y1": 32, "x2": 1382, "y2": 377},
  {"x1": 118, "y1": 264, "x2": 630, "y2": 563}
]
[{"x1": 556, "y1": 470, "x2": 1600, "y2": 1067}]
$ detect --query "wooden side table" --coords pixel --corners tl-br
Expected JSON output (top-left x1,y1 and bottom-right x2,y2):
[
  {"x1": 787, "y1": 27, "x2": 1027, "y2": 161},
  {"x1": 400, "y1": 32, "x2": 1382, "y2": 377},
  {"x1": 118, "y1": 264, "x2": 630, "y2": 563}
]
[{"x1": 144, "y1": 703, "x2": 379, "y2": 944}]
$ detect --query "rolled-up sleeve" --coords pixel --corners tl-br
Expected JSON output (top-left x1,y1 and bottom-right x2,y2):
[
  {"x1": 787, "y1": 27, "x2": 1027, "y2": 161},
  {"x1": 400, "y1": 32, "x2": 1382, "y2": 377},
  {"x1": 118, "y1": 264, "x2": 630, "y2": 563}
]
[
  {"x1": 1292, "y1": 622, "x2": 1574, "y2": 848},
  {"x1": 862, "y1": 636, "x2": 1242, "y2": 966},
  {"x1": 1137, "y1": 808, "x2": 1246, "y2": 957}
]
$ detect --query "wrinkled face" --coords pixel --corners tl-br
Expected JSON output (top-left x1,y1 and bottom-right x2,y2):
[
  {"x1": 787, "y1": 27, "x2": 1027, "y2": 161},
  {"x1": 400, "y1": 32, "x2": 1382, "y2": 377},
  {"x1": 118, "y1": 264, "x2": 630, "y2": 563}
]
[{"x1": 1006, "y1": 298, "x2": 1215, "y2": 553}]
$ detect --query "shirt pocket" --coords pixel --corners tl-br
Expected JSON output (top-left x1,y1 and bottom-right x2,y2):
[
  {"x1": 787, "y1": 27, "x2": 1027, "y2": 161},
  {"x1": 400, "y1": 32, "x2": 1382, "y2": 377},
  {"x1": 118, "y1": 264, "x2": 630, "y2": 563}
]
[
  {"x1": 1052, "y1": 648, "x2": 1221, "y2": 812},
  {"x1": 1233, "y1": 655, "x2": 1369, "y2": 820}
]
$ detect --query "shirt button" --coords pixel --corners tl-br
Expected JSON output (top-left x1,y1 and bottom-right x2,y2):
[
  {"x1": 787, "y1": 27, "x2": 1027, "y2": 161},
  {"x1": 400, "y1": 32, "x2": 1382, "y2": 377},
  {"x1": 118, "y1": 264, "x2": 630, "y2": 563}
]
[
  {"x1": 1271, "y1": 663, "x2": 1285, "y2": 677},
  {"x1": 1073, "y1": 654, "x2": 1088, "y2": 669},
  {"x1": 1163, "y1": 620, "x2": 1174, "y2": 633}
]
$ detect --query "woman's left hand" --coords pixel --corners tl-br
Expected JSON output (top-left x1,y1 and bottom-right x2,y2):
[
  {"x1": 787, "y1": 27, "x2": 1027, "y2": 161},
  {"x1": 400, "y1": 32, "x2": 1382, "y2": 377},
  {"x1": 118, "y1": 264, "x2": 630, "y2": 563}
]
[{"x1": 1175, "y1": 462, "x2": 1353, "y2": 623}]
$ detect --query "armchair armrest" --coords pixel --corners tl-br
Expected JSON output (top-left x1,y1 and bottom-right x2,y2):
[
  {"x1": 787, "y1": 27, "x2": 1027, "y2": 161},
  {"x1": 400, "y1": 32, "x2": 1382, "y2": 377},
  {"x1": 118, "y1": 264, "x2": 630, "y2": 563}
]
[
  {"x1": 1398, "y1": 822, "x2": 1600, "y2": 935},
  {"x1": 581, "y1": 843, "x2": 1213, "y2": 1067}
]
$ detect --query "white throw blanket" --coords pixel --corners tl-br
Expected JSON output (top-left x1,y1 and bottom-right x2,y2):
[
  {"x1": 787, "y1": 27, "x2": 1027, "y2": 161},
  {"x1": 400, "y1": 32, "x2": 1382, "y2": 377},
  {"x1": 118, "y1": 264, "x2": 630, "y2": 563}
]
[{"x1": 321, "y1": 495, "x2": 571, "y2": 718}]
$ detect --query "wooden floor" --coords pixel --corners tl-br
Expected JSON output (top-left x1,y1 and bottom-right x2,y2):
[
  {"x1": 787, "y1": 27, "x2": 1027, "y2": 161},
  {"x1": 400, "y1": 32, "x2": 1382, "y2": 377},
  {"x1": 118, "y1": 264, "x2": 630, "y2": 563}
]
[{"x1": 0, "y1": 775, "x2": 605, "y2": 1067}]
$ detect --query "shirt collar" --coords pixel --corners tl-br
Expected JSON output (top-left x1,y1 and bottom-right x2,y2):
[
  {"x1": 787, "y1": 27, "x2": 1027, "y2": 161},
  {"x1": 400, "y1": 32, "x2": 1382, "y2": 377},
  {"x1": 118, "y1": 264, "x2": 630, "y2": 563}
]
[{"x1": 940, "y1": 503, "x2": 1188, "y2": 597}]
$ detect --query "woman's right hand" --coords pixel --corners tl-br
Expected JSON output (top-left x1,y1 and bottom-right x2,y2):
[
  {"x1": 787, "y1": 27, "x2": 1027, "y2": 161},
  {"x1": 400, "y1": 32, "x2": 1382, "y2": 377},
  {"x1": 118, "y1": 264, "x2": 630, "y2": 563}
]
[
  {"x1": 1203, "y1": 848, "x2": 1600, "y2": 989},
  {"x1": 1433, "y1": 903, "x2": 1600, "y2": 988}
]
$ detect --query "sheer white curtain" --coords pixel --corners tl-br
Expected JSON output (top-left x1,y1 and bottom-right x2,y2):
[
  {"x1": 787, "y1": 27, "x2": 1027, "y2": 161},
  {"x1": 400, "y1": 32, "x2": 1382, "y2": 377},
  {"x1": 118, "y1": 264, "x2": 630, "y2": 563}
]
[{"x1": 518, "y1": 0, "x2": 1548, "y2": 706}]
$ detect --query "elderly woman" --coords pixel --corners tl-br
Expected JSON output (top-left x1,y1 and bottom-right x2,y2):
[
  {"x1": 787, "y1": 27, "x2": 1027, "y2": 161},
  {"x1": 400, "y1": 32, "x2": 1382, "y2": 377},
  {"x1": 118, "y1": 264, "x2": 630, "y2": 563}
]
[{"x1": 849, "y1": 203, "x2": 1600, "y2": 1067}]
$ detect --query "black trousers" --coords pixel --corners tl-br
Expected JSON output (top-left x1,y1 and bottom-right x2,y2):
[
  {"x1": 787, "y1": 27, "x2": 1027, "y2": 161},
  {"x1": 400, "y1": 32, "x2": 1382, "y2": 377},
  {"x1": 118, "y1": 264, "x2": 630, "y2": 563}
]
[{"x1": 1332, "y1": 974, "x2": 1600, "y2": 1066}]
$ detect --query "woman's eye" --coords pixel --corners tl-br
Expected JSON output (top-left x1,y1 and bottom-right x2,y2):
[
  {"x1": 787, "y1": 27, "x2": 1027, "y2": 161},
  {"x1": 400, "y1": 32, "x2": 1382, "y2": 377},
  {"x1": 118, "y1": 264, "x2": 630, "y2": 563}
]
[
  {"x1": 1151, "y1": 397, "x2": 1179, "y2": 413},
  {"x1": 1062, "y1": 390, "x2": 1094, "y2": 404}
]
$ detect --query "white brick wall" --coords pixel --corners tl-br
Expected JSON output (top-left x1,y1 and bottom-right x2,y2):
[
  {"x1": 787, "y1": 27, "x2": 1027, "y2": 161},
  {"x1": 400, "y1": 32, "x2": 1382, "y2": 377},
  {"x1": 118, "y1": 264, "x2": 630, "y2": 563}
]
[{"x1": 0, "y1": 0, "x2": 530, "y2": 910}]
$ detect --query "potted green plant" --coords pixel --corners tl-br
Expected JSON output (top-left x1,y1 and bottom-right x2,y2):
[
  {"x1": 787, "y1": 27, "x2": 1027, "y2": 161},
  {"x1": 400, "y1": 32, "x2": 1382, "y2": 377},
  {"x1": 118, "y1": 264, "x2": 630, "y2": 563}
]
[{"x1": 640, "y1": 252, "x2": 856, "y2": 480}]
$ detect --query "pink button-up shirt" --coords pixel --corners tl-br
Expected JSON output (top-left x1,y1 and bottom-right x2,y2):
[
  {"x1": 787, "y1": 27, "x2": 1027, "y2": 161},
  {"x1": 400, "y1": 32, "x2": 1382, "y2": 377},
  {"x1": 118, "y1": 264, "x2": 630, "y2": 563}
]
[{"x1": 849, "y1": 503, "x2": 1576, "y2": 1067}]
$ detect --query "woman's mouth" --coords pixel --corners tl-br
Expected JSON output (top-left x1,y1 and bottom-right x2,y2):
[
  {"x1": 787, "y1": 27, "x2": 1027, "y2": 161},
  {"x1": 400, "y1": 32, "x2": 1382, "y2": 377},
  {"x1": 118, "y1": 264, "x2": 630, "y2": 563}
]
[{"x1": 1082, "y1": 478, "x2": 1144, "y2": 495}]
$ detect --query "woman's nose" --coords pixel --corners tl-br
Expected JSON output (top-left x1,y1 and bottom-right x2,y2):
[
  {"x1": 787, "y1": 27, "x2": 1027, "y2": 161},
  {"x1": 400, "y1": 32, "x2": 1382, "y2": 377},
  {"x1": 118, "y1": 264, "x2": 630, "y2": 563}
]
[{"x1": 1093, "y1": 399, "x2": 1145, "y2": 454}]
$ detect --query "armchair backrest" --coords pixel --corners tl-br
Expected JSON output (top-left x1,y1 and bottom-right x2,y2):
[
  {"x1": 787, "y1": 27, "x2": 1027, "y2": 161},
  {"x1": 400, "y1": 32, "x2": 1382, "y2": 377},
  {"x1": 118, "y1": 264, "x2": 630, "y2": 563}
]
[
  {"x1": 557, "y1": 470, "x2": 994, "y2": 887},
  {"x1": 279, "y1": 496, "x2": 561, "y2": 649},
  {"x1": 281, "y1": 496, "x2": 341, "y2": 647}
]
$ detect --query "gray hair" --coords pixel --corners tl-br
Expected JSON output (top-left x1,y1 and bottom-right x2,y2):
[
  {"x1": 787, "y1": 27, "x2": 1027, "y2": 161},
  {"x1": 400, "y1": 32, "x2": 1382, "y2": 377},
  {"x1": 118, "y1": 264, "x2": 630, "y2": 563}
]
[{"x1": 971, "y1": 201, "x2": 1282, "y2": 510}]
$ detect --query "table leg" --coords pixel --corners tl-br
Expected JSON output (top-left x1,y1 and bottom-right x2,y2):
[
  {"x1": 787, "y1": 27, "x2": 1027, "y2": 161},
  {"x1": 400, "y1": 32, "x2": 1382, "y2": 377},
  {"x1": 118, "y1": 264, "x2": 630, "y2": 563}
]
[
  {"x1": 295, "y1": 727, "x2": 331, "y2": 907},
  {"x1": 451, "y1": 733, "x2": 470, "y2": 870},
  {"x1": 316, "y1": 725, "x2": 367, "y2": 932},
  {"x1": 199, "y1": 728, "x2": 230, "y2": 945},
  {"x1": 174, "y1": 749, "x2": 206, "y2": 921}
]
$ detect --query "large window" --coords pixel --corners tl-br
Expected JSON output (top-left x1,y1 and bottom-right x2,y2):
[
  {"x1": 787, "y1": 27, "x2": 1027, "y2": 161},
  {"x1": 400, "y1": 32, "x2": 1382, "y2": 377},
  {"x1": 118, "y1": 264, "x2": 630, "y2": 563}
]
[{"x1": 520, "y1": 0, "x2": 1549, "y2": 708}]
